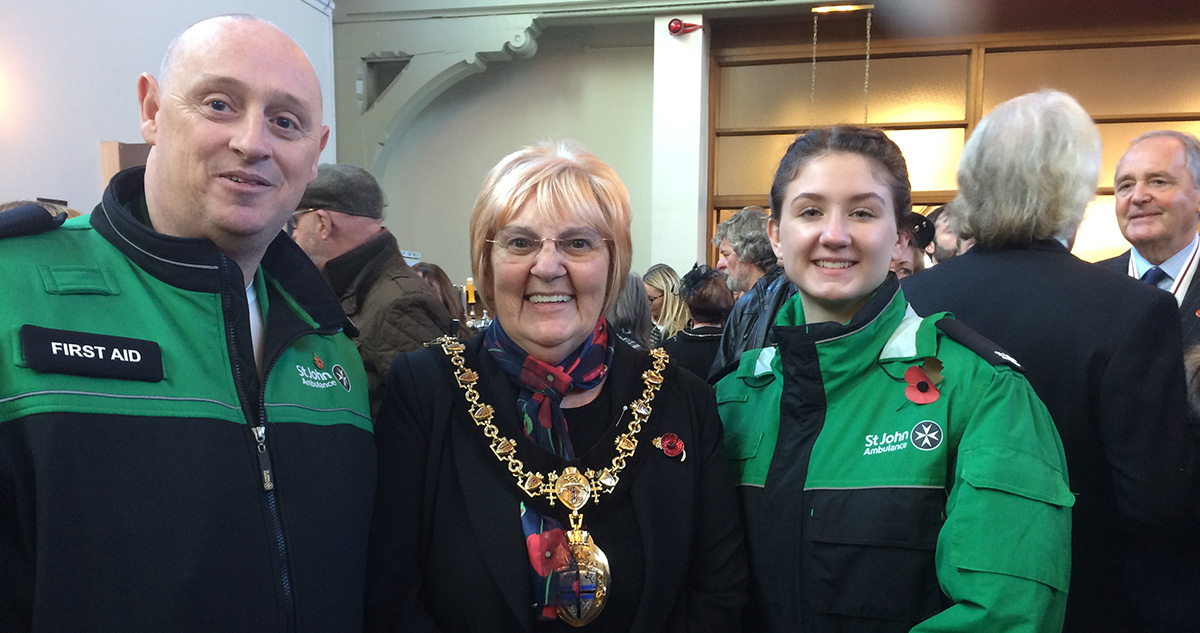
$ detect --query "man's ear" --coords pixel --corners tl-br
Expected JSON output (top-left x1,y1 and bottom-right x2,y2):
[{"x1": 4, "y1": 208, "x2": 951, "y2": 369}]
[
  {"x1": 892, "y1": 231, "x2": 906, "y2": 261},
  {"x1": 137, "y1": 74, "x2": 160, "y2": 145},
  {"x1": 315, "y1": 210, "x2": 334, "y2": 240}
]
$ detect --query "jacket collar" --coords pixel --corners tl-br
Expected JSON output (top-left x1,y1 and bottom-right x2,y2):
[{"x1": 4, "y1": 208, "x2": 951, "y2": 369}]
[
  {"x1": 323, "y1": 230, "x2": 404, "y2": 316},
  {"x1": 773, "y1": 273, "x2": 903, "y2": 342},
  {"x1": 91, "y1": 166, "x2": 353, "y2": 334},
  {"x1": 971, "y1": 238, "x2": 1069, "y2": 255},
  {"x1": 772, "y1": 274, "x2": 909, "y2": 389}
]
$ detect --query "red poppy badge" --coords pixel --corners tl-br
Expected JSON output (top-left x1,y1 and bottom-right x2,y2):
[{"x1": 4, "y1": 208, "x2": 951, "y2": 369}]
[{"x1": 653, "y1": 433, "x2": 686, "y2": 462}]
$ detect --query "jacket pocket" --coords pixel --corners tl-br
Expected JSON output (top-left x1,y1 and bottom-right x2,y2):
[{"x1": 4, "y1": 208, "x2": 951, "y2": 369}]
[
  {"x1": 945, "y1": 445, "x2": 1073, "y2": 591},
  {"x1": 722, "y1": 430, "x2": 765, "y2": 485},
  {"x1": 805, "y1": 487, "x2": 949, "y2": 623},
  {"x1": 724, "y1": 430, "x2": 761, "y2": 460}
]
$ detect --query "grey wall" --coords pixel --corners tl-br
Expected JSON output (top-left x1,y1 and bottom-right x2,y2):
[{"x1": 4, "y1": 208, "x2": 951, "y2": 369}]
[
  {"x1": 1, "y1": 0, "x2": 337, "y2": 211},
  {"x1": 375, "y1": 22, "x2": 655, "y2": 285}
]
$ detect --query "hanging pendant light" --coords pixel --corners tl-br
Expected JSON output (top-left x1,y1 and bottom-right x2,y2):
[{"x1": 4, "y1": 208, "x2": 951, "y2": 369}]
[{"x1": 809, "y1": 4, "x2": 875, "y2": 127}]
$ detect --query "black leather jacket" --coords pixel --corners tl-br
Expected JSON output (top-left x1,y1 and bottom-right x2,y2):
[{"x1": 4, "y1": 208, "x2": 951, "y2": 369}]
[{"x1": 708, "y1": 264, "x2": 796, "y2": 381}]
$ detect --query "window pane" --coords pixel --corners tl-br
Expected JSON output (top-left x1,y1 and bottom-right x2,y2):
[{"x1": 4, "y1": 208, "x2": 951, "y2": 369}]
[
  {"x1": 715, "y1": 128, "x2": 963, "y2": 197},
  {"x1": 719, "y1": 55, "x2": 969, "y2": 129},
  {"x1": 1098, "y1": 121, "x2": 1200, "y2": 187},
  {"x1": 982, "y1": 45, "x2": 1200, "y2": 116},
  {"x1": 1072, "y1": 196, "x2": 1128, "y2": 263},
  {"x1": 715, "y1": 134, "x2": 797, "y2": 197},
  {"x1": 884, "y1": 128, "x2": 964, "y2": 192}
]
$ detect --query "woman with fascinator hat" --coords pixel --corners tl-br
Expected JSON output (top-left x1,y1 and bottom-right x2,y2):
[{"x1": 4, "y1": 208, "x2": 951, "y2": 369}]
[{"x1": 365, "y1": 140, "x2": 747, "y2": 632}]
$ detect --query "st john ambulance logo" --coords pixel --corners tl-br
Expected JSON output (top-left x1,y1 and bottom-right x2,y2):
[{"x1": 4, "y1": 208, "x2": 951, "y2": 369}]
[
  {"x1": 332, "y1": 364, "x2": 352, "y2": 392},
  {"x1": 911, "y1": 420, "x2": 943, "y2": 451}
]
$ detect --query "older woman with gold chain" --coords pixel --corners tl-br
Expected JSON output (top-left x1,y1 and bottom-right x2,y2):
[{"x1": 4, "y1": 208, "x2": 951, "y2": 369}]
[{"x1": 365, "y1": 140, "x2": 747, "y2": 633}]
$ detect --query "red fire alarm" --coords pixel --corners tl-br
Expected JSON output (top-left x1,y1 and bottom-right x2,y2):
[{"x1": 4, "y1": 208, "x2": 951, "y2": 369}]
[{"x1": 667, "y1": 19, "x2": 702, "y2": 35}]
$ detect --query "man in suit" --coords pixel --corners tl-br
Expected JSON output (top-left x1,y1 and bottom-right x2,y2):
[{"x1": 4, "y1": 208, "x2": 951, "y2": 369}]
[
  {"x1": 903, "y1": 90, "x2": 1197, "y2": 632},
  {"x1": 1100, "y1": 130, "x2": 1200, "y2": 348}
]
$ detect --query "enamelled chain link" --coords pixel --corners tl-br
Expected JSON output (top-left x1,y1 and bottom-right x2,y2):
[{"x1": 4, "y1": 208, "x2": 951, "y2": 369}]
[{"x1": 432, "y1": 336, "x2": 669, "y2": 518}]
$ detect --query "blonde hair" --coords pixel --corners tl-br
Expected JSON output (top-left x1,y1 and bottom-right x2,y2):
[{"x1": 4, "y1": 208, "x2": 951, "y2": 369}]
[
  {"x1": 469, "y1": 140, "x2": 632, "y2": 314},
  {"x1": 644, "y1": 263, "x2": 689, "y2": 339}
]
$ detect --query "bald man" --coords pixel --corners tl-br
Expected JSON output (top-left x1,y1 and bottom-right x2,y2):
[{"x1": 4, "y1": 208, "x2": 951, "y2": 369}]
[{"x1": 0, "y1": 16, "x2": 375, "y2": 631}]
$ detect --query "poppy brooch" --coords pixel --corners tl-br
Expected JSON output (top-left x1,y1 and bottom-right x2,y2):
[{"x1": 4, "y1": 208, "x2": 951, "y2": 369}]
[{"x1": 652, "y1": 433, "x2": 686, "y2": 462}]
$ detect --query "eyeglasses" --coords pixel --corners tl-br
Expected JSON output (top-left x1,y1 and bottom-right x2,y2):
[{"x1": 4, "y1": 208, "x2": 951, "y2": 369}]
[
  {"x1": 646, "y1": 291, "x2": 664, "y2": 303},
  {"x1": 486, "y1": 228, "x2": 611, "y2": 261},
  {"x1": 286, "y1": 207, "x2": 318, "y2": 236}
]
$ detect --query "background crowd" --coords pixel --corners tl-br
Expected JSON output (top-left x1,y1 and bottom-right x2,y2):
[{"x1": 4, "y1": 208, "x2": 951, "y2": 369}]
[{"x1": 1, "y1": 11, "x2": 1199, "y2": 633}]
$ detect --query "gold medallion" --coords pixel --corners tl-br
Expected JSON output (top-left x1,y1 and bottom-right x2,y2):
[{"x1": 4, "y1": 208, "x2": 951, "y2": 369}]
[{"x1": 556, "y1": 529, "x2": 611, "y2": 627}]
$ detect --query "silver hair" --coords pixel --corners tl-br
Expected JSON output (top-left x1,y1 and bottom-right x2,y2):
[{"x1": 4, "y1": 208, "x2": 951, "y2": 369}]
[
  {"x1": 1123, "y1": 130, "x2": 1200, "y2": 191},
  {"x1": 954, "y1": 89, "x2": 1101, "y2": 248},
  {"x1": 711, "y1": 207, "x2": 775, "y2": 271}
]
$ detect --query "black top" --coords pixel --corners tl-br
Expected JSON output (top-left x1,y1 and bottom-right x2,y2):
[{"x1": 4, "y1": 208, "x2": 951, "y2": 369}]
[
  {"x1": 660, "y1": 325, "x2": 723, "y2": 380},
  {"x1": 365, "y1": 334, "x2": 749, "y2": 633},
  {"x1": 535, "y1": 387, "x2": 647, "y2": 633}
]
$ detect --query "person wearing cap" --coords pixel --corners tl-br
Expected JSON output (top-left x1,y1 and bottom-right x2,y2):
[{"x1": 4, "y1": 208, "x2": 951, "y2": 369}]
[{"x1": 291, "y1": 163, "x2": 454, "y2": 417}]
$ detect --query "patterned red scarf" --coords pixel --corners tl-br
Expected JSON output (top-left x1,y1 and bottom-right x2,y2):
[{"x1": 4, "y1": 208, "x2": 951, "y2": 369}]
[
  {"x1": 485, "y1": 318, "x2": 614, "y2": 620},
  {"x1": 484, "y1": 318, "x2": 613, "y2": 459}
]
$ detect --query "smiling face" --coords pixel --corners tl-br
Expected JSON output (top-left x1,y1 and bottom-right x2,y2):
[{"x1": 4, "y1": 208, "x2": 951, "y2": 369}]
[
  {"x1": 1114, "y1": 136, "x2": 1200, "y2": 265},
  {"x1": 138, "y1": 18, "x2": 329, "y2": 276},
  {"x1": 491, "y1": 205, "x2": 611, "y2": 364},
  {"x1": 769, "y1": 152, "x2": 902, "y2": 324}
]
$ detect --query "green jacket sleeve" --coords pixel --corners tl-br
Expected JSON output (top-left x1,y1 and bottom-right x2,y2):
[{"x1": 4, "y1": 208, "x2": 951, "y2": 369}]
[{"x1": 916, "y1": 365, "x2": 1074, "y2": 632}]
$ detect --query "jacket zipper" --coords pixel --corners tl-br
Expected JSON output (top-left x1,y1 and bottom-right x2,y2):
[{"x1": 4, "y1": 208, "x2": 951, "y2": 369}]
[
  {"x1": 255, "y1": 339, "x2": 305, "y2": 633},
  {"x1": 221, "y1": 256, "x2": 296, "y2": 633},
  {"x1": 253, "y1": 308, "x2": 348, "y2": 633},
  {"x1": 253, "y1": 423, "x2": 295, "y2": 632}
]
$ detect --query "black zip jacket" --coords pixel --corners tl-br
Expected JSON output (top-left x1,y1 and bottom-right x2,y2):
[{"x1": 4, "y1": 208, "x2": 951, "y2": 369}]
[{"x1": 0, "y1": 167, "x2": 377, "y2": 632}]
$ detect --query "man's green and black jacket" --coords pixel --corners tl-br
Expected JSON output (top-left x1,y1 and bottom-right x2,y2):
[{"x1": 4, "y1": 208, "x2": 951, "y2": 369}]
[{"x1": 0, "y1": 168, "x2": 376, "y2": 632}]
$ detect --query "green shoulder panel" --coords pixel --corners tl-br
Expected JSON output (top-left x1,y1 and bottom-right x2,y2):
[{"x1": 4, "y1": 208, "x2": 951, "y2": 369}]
[
  {"x1": 1, "y1": 224, "x2": 243, "y2": 422},
  {"x1": 715, "y1": 347, "x2": 782, "y2": 487},
  {"x1": 2, "y1": 223, "x2": 370, "y2": 432}
]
